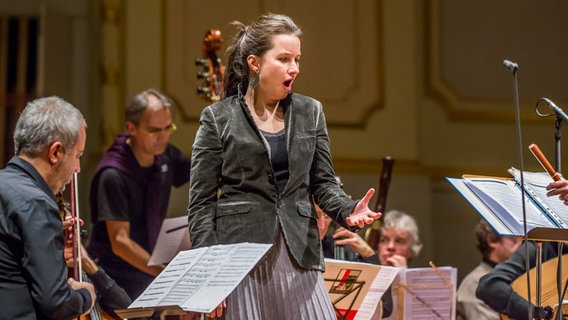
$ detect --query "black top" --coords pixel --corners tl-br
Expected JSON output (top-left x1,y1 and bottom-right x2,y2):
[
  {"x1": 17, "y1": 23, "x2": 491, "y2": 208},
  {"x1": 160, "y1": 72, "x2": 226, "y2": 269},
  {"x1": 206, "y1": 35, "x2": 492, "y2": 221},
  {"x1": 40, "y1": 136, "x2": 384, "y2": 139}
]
[{"x1": 261, "y1": 128, "x2": 289, "y2": 194}]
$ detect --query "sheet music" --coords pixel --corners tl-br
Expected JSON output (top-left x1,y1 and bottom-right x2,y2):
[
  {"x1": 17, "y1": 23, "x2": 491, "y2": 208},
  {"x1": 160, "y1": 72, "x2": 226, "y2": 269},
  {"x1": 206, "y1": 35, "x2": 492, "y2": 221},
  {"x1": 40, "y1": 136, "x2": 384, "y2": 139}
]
[
  {"x1": 400, "y1": 267, "x2": 457, "y2": 320},
  {"x1": 323, "y1": 258, "x2": 399, "y2": 320},
  {"x1": 509, "y1": 168, "x2": 568, "y2": 226},
  {"x1": 464, "y1": 177, "x2": 557, "y2": 232},
  {"x1": 130, "y1": 243, "x2": 271, "y2": 313},
  {"x1": 148, "y1": 216, "x2": 191, "y2": 266},
  {"x1": 354, "y1": 265, "x2": 399, "y2": 320},
  {"x1": 446, "y1": 178, "x2": 513, "y2": 235},
  {"x1": 133, "y1": 248, "x2": 203, "y2": 307}
]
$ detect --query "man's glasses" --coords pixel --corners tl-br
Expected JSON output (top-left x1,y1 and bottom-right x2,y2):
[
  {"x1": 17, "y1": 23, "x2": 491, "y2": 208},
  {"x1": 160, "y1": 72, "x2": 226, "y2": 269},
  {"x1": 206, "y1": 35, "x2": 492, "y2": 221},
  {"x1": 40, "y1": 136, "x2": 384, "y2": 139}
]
[{"x1": 137, "y1": 123, "x2": 177, "y2": 137}]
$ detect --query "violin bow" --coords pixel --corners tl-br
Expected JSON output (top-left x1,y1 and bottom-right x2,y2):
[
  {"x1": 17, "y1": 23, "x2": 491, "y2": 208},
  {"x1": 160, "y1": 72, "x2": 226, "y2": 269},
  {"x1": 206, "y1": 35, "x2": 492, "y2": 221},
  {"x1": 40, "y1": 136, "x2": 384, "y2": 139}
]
[{"x1": 70, "y1": 172, "x2": 83, "y2": 282}]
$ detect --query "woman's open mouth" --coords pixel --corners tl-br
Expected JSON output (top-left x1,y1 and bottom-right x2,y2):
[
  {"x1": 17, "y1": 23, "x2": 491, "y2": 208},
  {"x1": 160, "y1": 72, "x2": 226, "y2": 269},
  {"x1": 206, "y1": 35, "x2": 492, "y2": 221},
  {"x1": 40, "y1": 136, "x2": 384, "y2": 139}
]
[{"x1": 283, "y1": 79, "x2": 293, "y2": 90}]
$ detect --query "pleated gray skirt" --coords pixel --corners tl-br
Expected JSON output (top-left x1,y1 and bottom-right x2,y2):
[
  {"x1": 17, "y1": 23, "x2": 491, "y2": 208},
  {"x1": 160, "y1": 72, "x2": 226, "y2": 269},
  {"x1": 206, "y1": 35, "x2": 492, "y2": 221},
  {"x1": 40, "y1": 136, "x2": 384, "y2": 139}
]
[{"x1": 219, "y1": 232, "x2": 336, "y2": 320}]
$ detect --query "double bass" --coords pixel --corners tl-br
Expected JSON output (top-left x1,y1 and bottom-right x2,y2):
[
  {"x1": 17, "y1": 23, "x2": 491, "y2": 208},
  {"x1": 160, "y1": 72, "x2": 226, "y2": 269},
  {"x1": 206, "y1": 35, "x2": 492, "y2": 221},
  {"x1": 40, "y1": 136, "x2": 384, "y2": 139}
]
[{"x1": 196, "y1": 29, "x2": 224, "y2": 102}]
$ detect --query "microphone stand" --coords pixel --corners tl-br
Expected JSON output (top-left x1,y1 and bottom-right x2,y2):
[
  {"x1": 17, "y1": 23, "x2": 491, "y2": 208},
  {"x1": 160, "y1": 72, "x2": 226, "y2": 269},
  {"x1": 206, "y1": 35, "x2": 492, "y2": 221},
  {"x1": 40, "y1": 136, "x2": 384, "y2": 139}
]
[
  {"x1": 503, "y1": 59, "x2": 543, "y2": 320},
  {"x1": 535, "y1": 98, "x2": 567, "y2": 319},
  {"x1": 554, "y1": 117, "x2": 562, "y2": 174},
  {"x1": 554, "y1": 116, "x2": 563, "y2": 320}
]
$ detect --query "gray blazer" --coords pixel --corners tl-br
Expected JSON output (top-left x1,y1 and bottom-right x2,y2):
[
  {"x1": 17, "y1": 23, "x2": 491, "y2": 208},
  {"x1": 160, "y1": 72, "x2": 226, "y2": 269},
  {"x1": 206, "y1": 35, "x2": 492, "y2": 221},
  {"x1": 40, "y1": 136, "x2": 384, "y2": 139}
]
[{"x1": 188, "y1": 92, "x2": 358, "y2": 271}]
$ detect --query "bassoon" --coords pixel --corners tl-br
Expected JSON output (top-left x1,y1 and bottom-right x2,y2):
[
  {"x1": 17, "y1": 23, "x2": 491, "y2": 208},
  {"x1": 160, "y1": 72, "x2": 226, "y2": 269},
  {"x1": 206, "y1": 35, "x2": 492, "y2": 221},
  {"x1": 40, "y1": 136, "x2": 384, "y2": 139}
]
[{"x1": 364, "y1": 156, "x2": 395, "y2": 249}]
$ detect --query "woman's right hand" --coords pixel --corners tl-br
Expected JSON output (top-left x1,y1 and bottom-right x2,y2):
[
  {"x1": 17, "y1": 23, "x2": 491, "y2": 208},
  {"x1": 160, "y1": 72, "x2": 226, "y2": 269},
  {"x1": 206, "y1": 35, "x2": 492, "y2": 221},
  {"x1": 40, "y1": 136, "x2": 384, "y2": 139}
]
[{"x1": 346, "y1": 188, "x2": 381, "y2": 228}]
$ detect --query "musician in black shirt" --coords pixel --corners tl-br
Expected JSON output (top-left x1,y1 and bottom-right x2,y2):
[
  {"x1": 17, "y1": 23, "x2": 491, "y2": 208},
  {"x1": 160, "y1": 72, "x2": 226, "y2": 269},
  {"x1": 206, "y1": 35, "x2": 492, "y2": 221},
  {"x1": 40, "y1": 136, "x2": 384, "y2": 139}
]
[{"x1": 0, "y1": 96, "x2": 96, "y2": 319}]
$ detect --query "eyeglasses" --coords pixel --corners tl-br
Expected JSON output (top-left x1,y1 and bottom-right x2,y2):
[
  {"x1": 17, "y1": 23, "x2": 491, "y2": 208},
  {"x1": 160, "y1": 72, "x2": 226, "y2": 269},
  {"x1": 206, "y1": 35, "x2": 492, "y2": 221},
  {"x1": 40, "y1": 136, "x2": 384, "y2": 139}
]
[{"x1": 137, "y1": 123, "x2": 177, "y2": 136}]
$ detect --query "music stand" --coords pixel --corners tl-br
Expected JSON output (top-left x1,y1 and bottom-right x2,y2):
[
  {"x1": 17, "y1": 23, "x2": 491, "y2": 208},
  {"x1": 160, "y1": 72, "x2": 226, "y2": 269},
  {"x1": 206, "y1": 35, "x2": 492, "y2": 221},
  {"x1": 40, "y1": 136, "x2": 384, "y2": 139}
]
[
  {"x1": 547, "y1": 105, "x2": 564, "y2": 320},
  {"x1": 447, "y1": 172, "x2": 568, "y2": 320}
]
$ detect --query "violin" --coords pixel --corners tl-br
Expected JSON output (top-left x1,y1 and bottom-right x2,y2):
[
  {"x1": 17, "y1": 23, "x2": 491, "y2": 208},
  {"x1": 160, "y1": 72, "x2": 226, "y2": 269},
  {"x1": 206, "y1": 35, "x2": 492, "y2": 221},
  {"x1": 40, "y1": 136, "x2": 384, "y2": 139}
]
[
  {"x1": 59, "y1": 174, "x2": 116, "y2": 320},
  {"x1": 196, "y1": 29, "x2": 224, "y2": 102}
]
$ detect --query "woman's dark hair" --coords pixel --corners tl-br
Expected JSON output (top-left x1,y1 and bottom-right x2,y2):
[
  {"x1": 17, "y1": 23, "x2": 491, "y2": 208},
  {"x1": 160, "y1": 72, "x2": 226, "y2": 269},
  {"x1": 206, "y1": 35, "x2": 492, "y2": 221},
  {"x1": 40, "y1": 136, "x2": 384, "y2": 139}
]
[{"x1": 222, "y1": 13, "x2": 302, "y2": 99}]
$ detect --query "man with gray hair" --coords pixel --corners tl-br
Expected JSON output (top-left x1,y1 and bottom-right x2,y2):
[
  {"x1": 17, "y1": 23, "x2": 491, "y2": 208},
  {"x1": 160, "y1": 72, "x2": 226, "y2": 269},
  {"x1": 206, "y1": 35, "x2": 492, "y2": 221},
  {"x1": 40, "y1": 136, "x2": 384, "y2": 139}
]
[
  {"x1": 88, "y1": 88, "x2": 191, "y2": 300},
  {"x1": 0, "y1": 96, "x2": 96, "y2": 319},
  {"x1": 317, "y1": 208, "x2": 423, "y2": 318},
  {"x1": 378, "y1": 210, "x2": 423, "y2": 268}
]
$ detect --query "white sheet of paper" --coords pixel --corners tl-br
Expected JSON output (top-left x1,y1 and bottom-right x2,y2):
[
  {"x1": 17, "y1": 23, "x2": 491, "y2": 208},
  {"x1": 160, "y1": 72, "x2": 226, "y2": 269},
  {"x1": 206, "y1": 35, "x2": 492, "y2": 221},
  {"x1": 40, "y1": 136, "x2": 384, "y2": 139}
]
[
  {"x1": 465, "y1": 177, "x2": 554, "y2": 229},
  {"x1": 130, "y1": 242, "x2": 272, "y2": 313},
  {"x1": 148, "y1": 216, "x2": 191, "y2": 266},
  {"x1": 355, "y1": 264, "x2": 400, "y2": 320},
  {"x1": 509, "y1": 168, "x2": 568, "y2": 226}
]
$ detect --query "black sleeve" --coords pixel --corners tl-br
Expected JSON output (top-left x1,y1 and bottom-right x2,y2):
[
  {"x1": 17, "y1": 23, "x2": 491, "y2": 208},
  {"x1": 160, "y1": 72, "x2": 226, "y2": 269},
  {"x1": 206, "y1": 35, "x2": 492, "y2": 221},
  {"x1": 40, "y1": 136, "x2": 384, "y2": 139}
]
[
  {"x1": 476, "y1": 241, "x2": 539, "y2": 320},
  {"x1": 22, "y1": 198, "x2": 92, "y2": 318},
  {"x1": 189, "y1": 107, "x2": 223, "y2": 248},
  {"x1": 358, "y1": 252, "x2": 380, "y2": 265},
  {"x1": 166, "y1": 144, "x2": 191, "y2": 187},
  {"x1": 88, "y1": 267, "x2": 132, "y2": 316},
  {"x1": 96, "y1": 168, "x2": 131, "y2": 222}
]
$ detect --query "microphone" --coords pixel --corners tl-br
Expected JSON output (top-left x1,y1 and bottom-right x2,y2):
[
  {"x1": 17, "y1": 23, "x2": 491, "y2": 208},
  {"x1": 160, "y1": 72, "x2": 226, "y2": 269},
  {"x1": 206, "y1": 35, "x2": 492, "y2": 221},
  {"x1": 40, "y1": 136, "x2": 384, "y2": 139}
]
[
  {"x1": 502, "y1": 59, "x2": 518, "y2": 72},
  {"x1": 542, "y1": 97, "x2": 568, "y2": 122}
]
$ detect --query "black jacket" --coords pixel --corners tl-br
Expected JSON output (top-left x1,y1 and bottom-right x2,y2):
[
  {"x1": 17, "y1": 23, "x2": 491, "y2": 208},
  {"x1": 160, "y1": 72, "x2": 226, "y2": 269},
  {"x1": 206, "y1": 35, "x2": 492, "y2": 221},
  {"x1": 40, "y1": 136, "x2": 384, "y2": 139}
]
[{"x1": 189, "y1": 93, "x2": 358, "y2": 271}]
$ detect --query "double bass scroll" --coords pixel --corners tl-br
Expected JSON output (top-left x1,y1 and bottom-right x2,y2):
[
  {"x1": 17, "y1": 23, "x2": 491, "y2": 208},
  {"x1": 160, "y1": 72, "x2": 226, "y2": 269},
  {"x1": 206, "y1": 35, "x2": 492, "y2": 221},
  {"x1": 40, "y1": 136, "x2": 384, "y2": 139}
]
[
  {"x1": 364, "y1": 156, "x2": 395, "y2": 249},
  {"x1": 196, "y1": 29, "x2": 224, "y2": 102}
]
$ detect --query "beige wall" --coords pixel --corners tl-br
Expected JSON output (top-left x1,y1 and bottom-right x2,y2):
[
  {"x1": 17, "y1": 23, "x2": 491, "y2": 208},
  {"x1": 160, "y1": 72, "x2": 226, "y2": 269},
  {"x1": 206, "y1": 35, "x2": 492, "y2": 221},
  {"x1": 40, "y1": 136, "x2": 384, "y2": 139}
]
[{"x1": 3, "y1": 0, "x2": 568, "y2": 283}]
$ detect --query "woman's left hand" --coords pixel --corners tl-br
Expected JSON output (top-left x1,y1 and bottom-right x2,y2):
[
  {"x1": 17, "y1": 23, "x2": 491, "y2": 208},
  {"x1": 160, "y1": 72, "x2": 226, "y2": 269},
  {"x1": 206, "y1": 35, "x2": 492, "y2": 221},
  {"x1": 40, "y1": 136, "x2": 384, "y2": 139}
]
[{"x1": 345, "y1": 188, "x2": 382, "y2": 228}]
